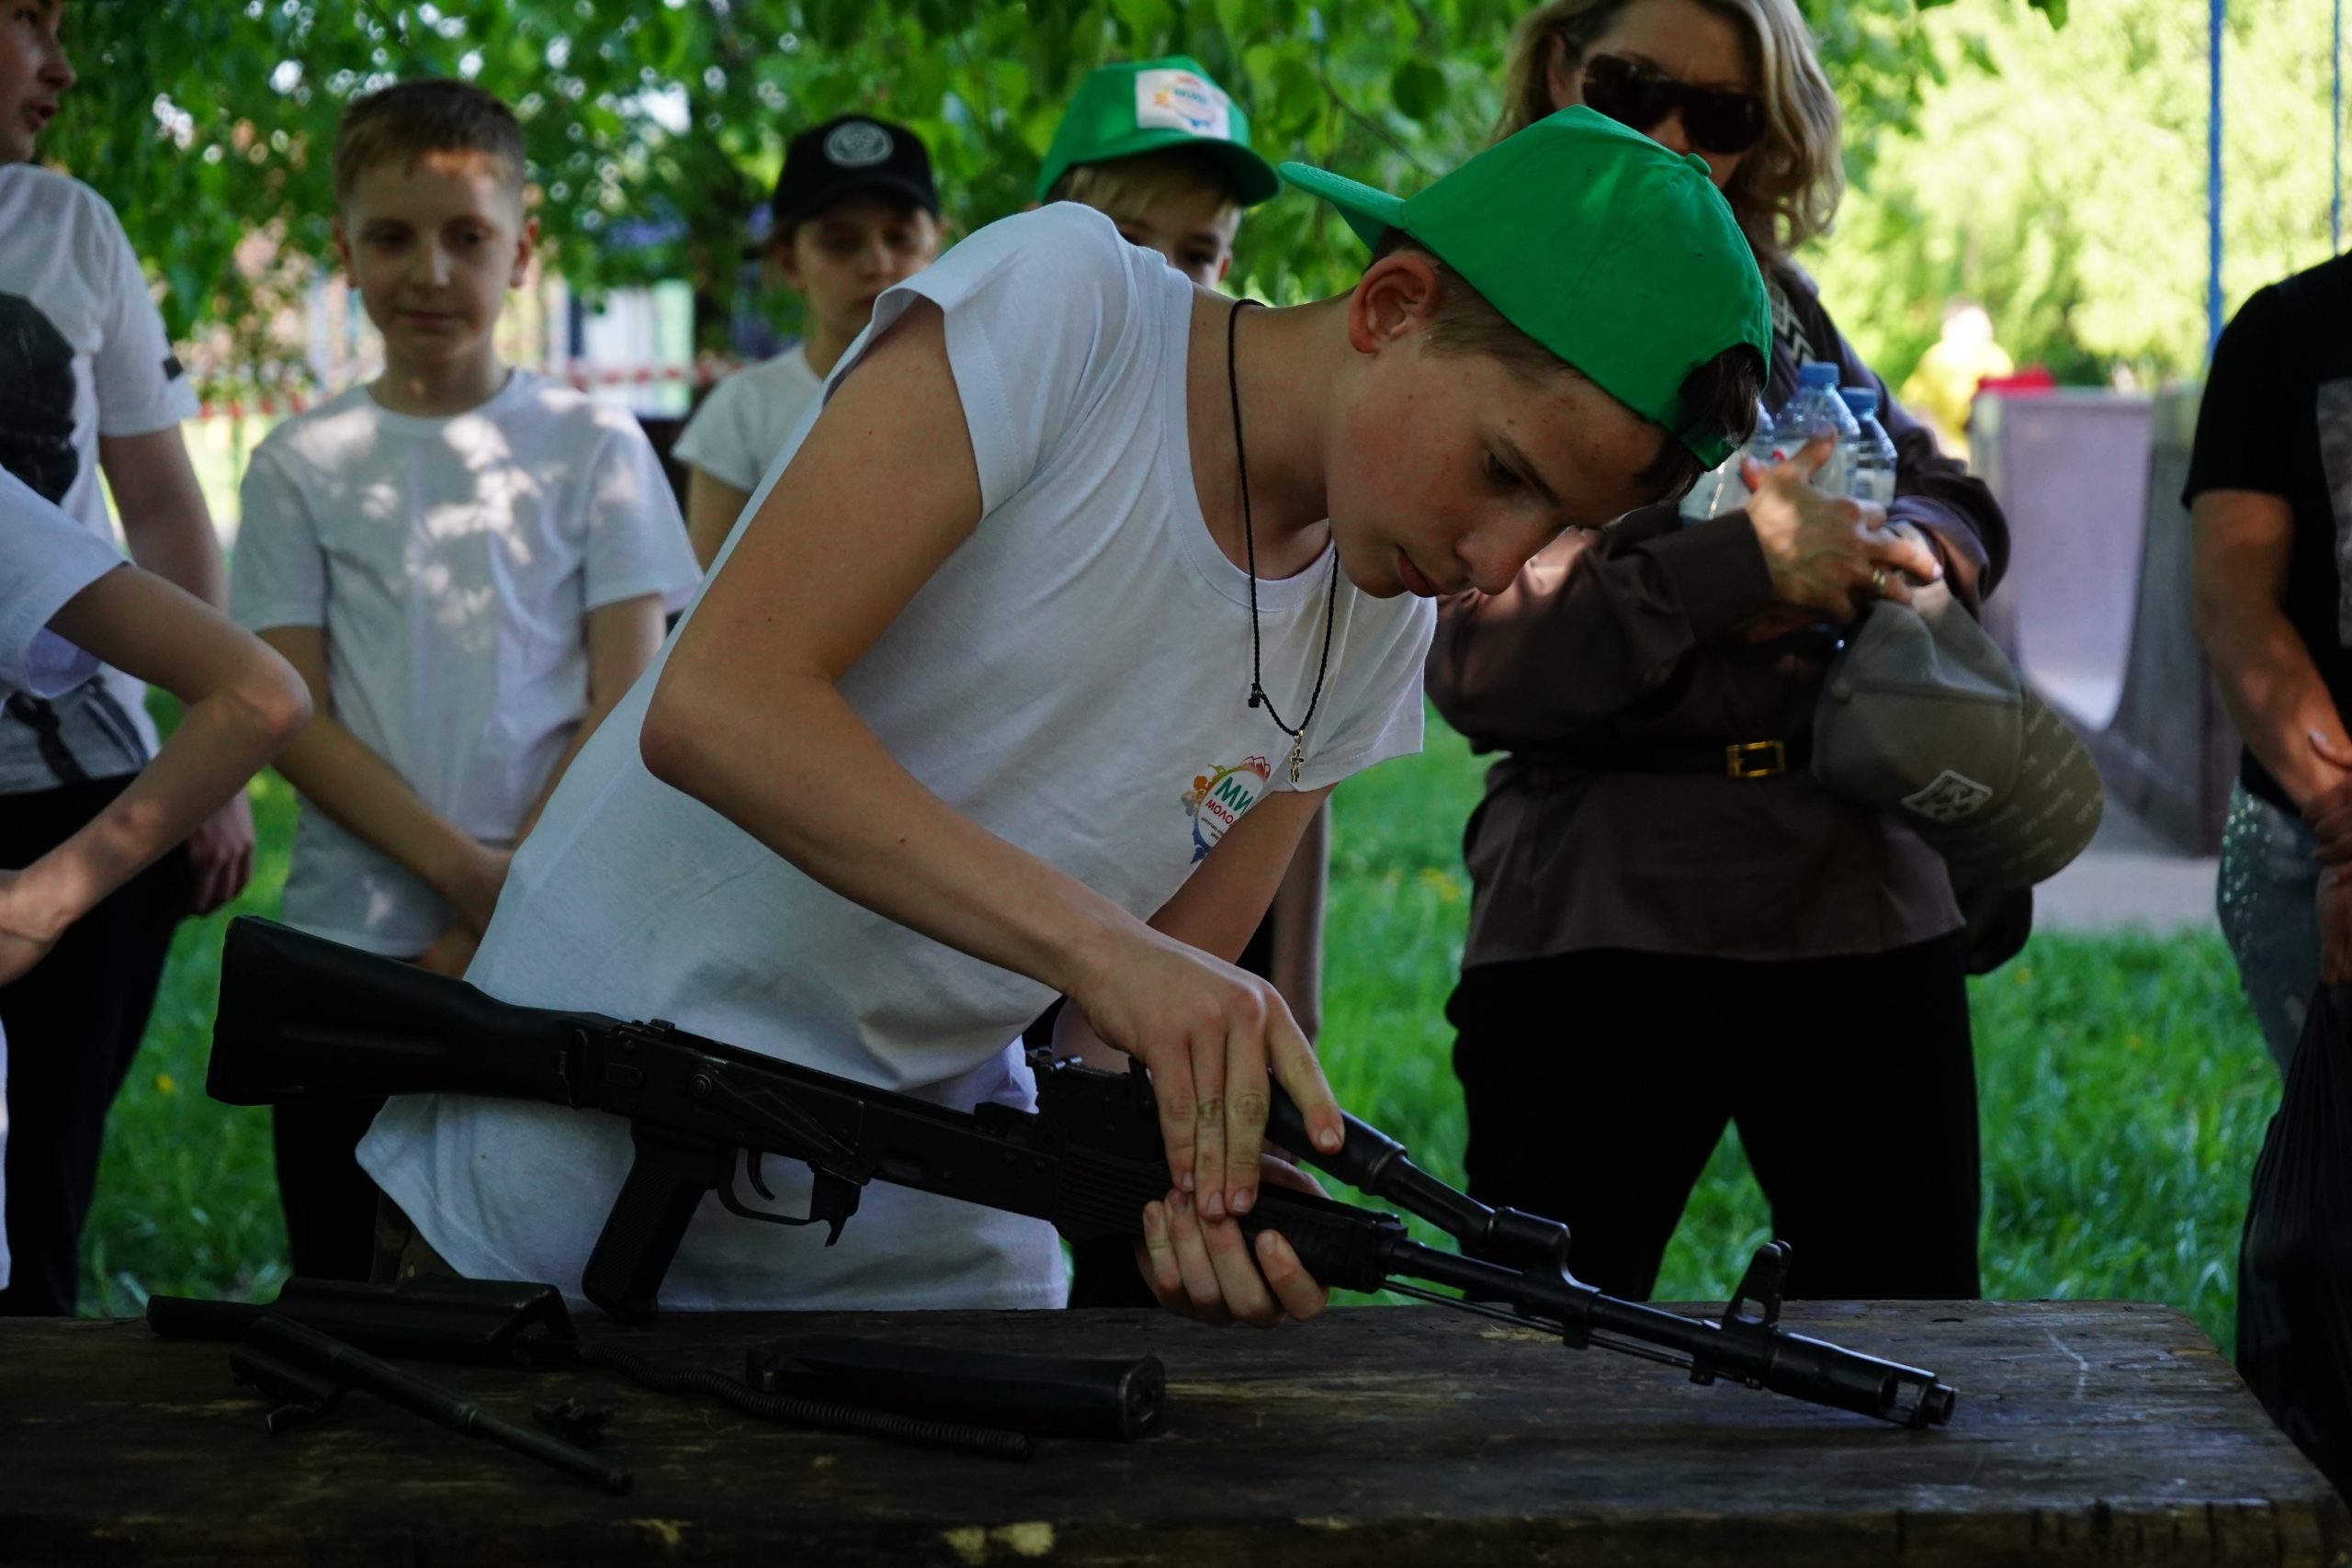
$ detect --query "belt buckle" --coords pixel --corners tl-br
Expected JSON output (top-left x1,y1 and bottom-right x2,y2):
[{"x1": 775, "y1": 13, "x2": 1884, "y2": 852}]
[{"x1": 1724, "y1": 739, "x2": 1786, "y2": 779}]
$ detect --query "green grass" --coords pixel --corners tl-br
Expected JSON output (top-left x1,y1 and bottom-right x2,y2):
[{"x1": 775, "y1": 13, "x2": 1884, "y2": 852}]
[{"x1": 80, "y1": 710, "x2": 2278, "y2": 1352}]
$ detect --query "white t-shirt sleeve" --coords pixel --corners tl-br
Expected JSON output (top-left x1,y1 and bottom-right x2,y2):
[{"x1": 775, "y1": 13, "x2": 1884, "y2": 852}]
[
  {"x1": 1290, "y1": 596, "x2": 1437, "y2": 793},
  {"x1": 228, "y1": 446, "x2": 328, "y2": 633},
  {"x1": 85, "y1": 191, "x2": 198, "y2": 438},
  {"x1": 847, "y1": 206, "x2": 1136, "y2": 515},
  {"x1": 0, "y1": 468, "x2": 124, "y2": 698},
  {"x1": 579, "y1": 423, "x2": 703, "y2": 613},
  {"x1": 670, "y1": 371, "x2": 764, "y2": 493}
]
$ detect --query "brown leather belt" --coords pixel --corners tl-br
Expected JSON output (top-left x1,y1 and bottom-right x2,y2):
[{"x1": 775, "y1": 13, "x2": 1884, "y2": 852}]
[{"x1": 1563, "y1": 737, "x2": 1813, "y2": 779}]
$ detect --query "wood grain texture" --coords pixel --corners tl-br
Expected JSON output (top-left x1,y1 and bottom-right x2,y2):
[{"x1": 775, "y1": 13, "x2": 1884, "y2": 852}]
[{"x1": 1, "y1": 1300, "x2": 2343, "y2": 1566}]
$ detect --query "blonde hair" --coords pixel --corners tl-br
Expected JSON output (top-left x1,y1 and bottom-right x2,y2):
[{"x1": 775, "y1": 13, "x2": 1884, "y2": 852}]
[
  {"x1": 1046, "y1": 144, "x2": 1246, "y2": 222},
  {"x1": 334, "y1": 78, "x2": 526, "y2": 207},
  {"x1": 1496, "y1": 0, "x2": 1842, "y2": 266}
]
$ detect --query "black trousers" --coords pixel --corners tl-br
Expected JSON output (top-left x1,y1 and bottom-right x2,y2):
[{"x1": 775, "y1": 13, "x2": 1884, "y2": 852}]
[
  {"x1": 1448, "y1": 935, "x2": 1983, "y2": 1303},
  {"x1": 271, "y1": 1095, "x2": 388, "y2": 1283},
  {"x1": 0, "y1": 777, "x2": 188, "y2": 1315}
]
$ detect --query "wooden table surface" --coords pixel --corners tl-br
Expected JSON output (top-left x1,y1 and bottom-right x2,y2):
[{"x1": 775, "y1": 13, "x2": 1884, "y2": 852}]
[{"x1": 1, "y1": 1299, "x2": 2343, "y2": 1566}]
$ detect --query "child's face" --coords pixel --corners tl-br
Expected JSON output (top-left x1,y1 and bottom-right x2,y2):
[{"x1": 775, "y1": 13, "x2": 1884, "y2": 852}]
[
  {"x1": 1103, "y1": 187, "x2": 1238, "y2": 288},
  {"x1": 1325, "y1": 257, "x2": 1667, "y2": 600},
  {"x1": 0, "y1": 1, "x2": 74, "y2": 165},
  {"x1": 777, "y1": 194, "x2": 942, "y2": 345},
  {"x1": 334, "y1": 149, "x2": 535, "y2": 379}
]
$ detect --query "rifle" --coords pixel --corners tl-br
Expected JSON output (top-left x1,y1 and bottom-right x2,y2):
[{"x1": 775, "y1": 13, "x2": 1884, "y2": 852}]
[{"x1": 207, "y1": 916, "x2": 1957, "y2": 1428}]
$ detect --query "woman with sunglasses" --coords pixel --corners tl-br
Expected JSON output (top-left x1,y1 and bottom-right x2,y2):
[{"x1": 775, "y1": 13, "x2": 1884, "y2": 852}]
[{"x1": 1428, "y1": 0, "x2": 2011, "y2": 1303}]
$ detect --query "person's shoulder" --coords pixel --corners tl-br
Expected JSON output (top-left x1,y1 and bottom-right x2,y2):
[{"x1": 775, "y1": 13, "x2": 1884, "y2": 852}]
[
  {"x1": 496, "y1": 370, "x2": 654, "y2": 448},
  {"x1": 0, "y1": 164, "x2": 117, "y2": 231},
  {"x1": 248, "y1": 386, "x2": 384, "y2": 474},
  {"x1": 922, "y1": 203, "x2": 1152, "y2": 315}
]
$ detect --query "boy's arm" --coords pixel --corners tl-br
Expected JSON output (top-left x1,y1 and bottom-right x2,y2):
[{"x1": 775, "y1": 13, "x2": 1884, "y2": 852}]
[
  {"x1": 1264, "y1": 804, "x2": 1329, "y2": 1044},
  {"x1": 516, "y1": 592, "x2": 668, "y2": 839},
  {"x1": 98, "y1": 423, "x2": 256, "y2": 913},
  {"x1": 640, "y1": 298, "x2": 1342, "y2": 1236},
  {"x1": 0, "y1": 570, "x2": 309, "y2": 983},
  {"x1": 684, "y1": 468, "x2": 751, "y2": 572},
  {"x1": 255, "y1": 625, "x2": 509, "y2": 932}
]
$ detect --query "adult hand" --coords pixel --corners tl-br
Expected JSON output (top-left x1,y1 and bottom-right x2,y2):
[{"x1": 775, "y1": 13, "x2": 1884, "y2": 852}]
[
  {"x1": 1136, "y1": 1154, "x2": 1331, "y2": 1327},
  {"x1": 0, "y1": 869, "x2": 65, "y2": 987},
  {"x1": 2302, "y1": 729, "x2": 2352, "y2": 866},
  {"x1": 1069, "y1": 924, "x2": 1342, "y2": 1224},
  {"x1": 182, "y1": 791, "x2": 256, "y2": 914},
  {"x1": 1741, "y1": 434, "x2": 1940, "y2": 623},
  {"x1": 416, "y1": 920, "x2": 483, "y2": 979}
]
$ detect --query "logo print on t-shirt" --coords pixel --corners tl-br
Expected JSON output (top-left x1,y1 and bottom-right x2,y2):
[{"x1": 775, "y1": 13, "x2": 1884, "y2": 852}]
[
  {"x1": 824, "y1": 120, "x2": 896, "y2": 169},
  {"x1": 0, "y1": 291, "x2": 80, "y2": 504},
  {"x1": 1181, "y1": 755, "x2": 1271, "y2": 862}
]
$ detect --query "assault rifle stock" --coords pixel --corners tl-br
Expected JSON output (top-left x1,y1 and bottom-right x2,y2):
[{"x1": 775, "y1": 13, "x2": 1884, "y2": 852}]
[{"x1": 207, "y1": 917, "x2": 1956, "y2": 1428}]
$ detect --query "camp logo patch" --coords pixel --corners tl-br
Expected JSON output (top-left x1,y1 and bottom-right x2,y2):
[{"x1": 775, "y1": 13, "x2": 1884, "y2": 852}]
[
  {"x1": 823, "y1": 120, "x2": 896, "y2": 168},
  {"x1": 1182, "y1": 755, "x2": 1271, "y2": 862},
  {"x1": 1901, "y1": 769, "x2": 1996, "y2": 824},
  {"x1": 1135, "y1": 69, "x2": 1231, "y2": 141}
]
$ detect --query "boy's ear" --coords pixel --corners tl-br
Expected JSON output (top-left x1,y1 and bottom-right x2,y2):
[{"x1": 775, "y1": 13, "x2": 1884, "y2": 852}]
[
  {"x1": 510, "y1": 213, "x2": 539, "y2": 288},
  {"x1": 1346, "y1": 250, "x2": 1442, "y2": 355},
  {"x1": 330, "y1": 216, "x2": 356, "y2": 283},
  {"x1": 1216, "y1": 254, "x2": 1233, "y2": 284}
]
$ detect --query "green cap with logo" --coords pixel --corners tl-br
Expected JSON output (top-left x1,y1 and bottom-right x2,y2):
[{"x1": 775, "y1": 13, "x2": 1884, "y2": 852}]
[
  {"x1": 1035, "y1": 56, "x2": 1281, "y2": 207},
  {"x1": 1280, "y1": 107, "x2": 1770, "y2": 468}
]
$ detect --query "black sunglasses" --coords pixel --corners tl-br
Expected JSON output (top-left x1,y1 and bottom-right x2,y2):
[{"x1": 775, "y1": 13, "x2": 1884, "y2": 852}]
[{"x1": 1578, "y1": 54, "x2": 1767, "y2": 156}]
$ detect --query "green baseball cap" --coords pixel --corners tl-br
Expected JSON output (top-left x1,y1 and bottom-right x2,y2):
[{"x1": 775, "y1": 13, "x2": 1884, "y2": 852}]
[
  {"x1": 1035, "y1": 56, "x2": 1281, "y2": 208},
  {"x1": 1280, "y1": 107, "x2": 1770, "y2": 468}
]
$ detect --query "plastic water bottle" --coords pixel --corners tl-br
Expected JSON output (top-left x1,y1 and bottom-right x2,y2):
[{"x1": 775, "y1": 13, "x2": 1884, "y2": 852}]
[
  {"x1": 1783, "y1": 361, "x2": 1859, "y2": 496},
  {"x1": 1838, "y1": 386, "x2": 1899, "y2": 509},
  {"x1": 1680, "y1": 398, "x2": 1777, "y2": 522}
]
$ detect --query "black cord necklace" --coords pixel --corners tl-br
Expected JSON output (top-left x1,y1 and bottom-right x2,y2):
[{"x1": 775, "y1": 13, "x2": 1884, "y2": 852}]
[{"x1": 1227, "y1": 297, "x2": 1340, "y2": 786}]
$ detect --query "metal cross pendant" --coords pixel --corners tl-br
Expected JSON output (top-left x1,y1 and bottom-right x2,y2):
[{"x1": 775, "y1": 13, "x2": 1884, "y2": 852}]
[{"x1": 1286, "y1": 734, "x2": 1305, "y2": 785}]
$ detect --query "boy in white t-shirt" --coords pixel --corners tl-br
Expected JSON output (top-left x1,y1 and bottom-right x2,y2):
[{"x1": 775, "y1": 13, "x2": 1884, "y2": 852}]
[
  {"x1": 673, "y1": 115, "x2": 944, "y2": 568},
  {"x1": 0, "y1": 0, "x2": 262, "y2": 1315},
  {"x1": 229, "y1": 79, "x2": 701, "y2": 1282},
  {"x1": 0, "y1": 468, "x2": 309, "y2": 1296},
  {"x1": 358, "y1": 110, "x2": 1800, "y2": 1325}
]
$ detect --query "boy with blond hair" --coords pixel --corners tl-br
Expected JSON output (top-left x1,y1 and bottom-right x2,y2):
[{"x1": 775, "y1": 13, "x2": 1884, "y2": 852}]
[
  {"x1": 1036, "y1": 56, "x2": 1276, "y2": 287},
  {"x1": 230, "y1": 78, "x2": 701, "y2": 1280}
]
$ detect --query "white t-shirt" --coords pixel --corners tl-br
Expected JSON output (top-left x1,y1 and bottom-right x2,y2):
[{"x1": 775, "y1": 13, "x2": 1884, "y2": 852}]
[
  {"x1": 0, "y1": 166, "x2": 200, "y2": 794},
  {"x1": 230, "y1": 371, "x2": 702, "y2": 955},
  {"x1": 359, "y1": 204, "x2": 1436, "y2": 1314},
  {"x1": 0, "y1": 467, "x2": 133, "y2": 1292},
  {"x1": 670, "y1": 345, "x2": 825, "y2": 493}
]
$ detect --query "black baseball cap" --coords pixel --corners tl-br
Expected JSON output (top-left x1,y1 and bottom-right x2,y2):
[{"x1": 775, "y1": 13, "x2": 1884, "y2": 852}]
[{"x1": 756, "y1": 115, "x2": 940, "y2": 251}]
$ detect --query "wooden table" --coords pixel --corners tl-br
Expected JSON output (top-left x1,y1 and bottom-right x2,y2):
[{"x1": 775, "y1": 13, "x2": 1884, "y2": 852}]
[{"x1": 2, "y1": 1300, "x2": 2343, "y2": 1565}]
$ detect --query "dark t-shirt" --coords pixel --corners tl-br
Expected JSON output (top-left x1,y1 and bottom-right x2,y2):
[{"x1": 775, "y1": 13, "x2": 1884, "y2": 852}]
[{"x1": 2184, "y1": 252, "x2": 2352, "y2": 814}]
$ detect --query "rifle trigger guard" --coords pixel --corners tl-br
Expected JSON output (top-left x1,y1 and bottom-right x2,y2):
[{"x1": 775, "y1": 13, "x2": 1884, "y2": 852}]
[{"x1": 714, "y1": 1150, "x2": 864, "y2": 1246}]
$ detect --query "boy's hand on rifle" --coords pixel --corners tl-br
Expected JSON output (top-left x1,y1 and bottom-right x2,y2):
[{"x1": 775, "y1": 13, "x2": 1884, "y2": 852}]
[
  {"x1": 1072, "y1": 925, "x2": 1343, "y2": 1225},
  {"x1": 1138, "y1": 1156, "x2": 1330, "y2": 1328}
]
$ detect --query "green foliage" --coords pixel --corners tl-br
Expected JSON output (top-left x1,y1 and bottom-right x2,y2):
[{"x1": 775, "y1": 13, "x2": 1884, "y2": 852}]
[
  {"x1": 1807, "y1": 0, "x2": 2342, "y2": 387},
  {"x1": 41, "y1": 0, "x2": 2055, "y2": 386},
  {"x1": 93, "y1": 706, "x2": 2270, "y2": 1359}
]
